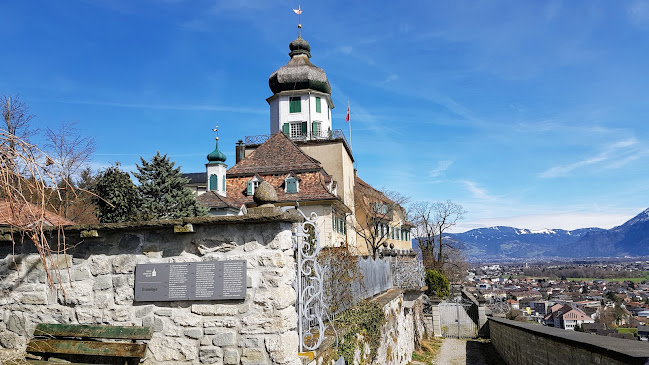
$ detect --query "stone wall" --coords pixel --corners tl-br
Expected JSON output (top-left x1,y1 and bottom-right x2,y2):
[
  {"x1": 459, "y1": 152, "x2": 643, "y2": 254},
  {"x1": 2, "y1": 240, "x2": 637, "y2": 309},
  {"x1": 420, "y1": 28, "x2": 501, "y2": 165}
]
[
  {"x1": 0, "y1": 211, "x2": 303, "y2": 365},
  {"x1": 489, "y1": 317, "x2": 649, "y2": 365},
  {"x1": 374, "y1": 290, "x2": 425, "y2": 365}
]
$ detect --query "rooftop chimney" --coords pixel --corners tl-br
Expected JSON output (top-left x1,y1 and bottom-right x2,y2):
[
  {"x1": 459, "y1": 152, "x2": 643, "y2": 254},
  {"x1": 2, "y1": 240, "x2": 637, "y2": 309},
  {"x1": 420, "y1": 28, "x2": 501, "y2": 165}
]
[{"x1": 236, "y1": 140, "x2": 245, "y2": 164}]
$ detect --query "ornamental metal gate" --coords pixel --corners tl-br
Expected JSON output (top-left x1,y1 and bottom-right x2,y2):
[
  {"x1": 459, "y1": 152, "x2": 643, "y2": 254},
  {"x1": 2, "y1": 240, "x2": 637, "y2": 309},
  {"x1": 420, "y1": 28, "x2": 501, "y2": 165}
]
[
  {"x1": 289, "y1": 205, "x2": 336, "y2": 352},
  {"x1": 439, "y1": 296, "x2": 478, "y2": 338}
]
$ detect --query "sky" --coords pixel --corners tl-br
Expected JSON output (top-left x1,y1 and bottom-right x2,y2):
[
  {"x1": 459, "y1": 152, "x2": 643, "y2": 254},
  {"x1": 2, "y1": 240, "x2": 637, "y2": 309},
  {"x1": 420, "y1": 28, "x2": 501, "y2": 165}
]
[{"x1": 1, "y1": 1, "x2": 648, "y2": 232}]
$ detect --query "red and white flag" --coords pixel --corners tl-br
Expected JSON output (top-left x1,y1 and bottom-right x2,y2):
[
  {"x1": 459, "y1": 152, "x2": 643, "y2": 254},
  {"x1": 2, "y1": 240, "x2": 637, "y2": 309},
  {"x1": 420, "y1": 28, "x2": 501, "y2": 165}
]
[
  {"x1": 293, "y1": 5, "x2": 302, "y2": 15},
  {"x1": 346, "y1": 104, "x2": 350, "y2": 122}
]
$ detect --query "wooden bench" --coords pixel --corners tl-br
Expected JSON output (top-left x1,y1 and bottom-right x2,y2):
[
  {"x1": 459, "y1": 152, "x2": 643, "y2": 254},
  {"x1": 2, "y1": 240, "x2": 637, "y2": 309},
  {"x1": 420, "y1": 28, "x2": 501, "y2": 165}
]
[{"x1": 13, "y1": 323, "x2": 153, "y2": 365}]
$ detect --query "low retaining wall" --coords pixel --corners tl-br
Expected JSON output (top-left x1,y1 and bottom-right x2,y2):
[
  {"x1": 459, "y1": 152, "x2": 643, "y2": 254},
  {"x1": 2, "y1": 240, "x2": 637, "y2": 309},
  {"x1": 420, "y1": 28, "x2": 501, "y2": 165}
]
[
  {"x1": 0, "y1": 210, "x2": 302, "y2": 365},
  {"x1": 489, "y1": 317, "x2": 649, "y2": 365}
]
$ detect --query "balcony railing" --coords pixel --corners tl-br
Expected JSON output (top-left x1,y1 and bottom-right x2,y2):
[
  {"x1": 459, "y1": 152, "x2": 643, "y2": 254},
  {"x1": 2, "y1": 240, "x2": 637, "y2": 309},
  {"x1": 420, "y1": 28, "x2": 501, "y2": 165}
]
[{"x1": 245, "y1": 129, "x2": 350, "y2": 149}]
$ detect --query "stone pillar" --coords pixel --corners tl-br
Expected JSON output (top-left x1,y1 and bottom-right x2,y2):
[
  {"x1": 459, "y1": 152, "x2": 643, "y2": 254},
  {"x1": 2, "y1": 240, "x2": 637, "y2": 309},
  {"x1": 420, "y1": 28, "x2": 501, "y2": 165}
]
[
  {"x1": 478, "y1": 297, "x2": 489, "y2": 338},
  {"x1": 430, "y1": 298, "x2": 443, "y2": 337}
]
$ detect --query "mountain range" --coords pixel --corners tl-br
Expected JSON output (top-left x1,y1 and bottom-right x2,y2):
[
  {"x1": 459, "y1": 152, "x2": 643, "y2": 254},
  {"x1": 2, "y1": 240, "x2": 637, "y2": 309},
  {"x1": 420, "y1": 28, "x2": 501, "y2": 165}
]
[{"x1": 443, "y1": 208, "x2": 649, "y2": 259}]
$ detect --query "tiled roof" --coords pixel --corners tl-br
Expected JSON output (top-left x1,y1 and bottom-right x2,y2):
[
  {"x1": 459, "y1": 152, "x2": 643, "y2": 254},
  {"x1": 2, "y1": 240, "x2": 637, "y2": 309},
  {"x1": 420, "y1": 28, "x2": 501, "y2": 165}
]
[
  {"x1": 199, "y1": 171, "x2": 349, "y2": 213},
  {"x1": 227, "y1": 132, "x2": 322, "y2": 176},
  {"x1": 183, "y1": 172, "x2": 206, "y2": 185},
  {"x1": 0, "y1": 200, "x2": 75, "y2": 227}
]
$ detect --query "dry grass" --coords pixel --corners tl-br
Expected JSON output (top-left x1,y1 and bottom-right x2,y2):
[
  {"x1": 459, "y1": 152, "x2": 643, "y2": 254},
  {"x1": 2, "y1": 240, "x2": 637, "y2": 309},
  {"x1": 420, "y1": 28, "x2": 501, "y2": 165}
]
[{"x1": 410, "y1": 337, "x2": 443, "y2": 364}]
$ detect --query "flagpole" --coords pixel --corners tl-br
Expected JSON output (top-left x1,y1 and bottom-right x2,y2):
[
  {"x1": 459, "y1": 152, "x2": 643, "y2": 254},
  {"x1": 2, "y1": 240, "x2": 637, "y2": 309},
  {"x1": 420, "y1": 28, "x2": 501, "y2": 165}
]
[{"x1": 347, "y1": 100, "x2": 353, "y2": 157}]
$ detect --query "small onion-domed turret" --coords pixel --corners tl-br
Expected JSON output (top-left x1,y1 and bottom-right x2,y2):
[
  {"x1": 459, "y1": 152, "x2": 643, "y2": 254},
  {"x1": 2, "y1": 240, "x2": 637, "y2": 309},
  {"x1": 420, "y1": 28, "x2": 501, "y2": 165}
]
[
  {"x1": 207, "y1": 138, "x2": 227, "y2": 164},
  {"x1": 269, "y1": 36, "x2": 331, "y2": 94}
]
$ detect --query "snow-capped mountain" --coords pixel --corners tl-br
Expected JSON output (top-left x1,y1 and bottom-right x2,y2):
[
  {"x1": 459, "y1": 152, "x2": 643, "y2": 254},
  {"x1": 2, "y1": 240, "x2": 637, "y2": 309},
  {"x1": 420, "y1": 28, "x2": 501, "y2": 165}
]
[
  {"x1": 445, "y1": 226, "x2": 604, "y2": 259},
  {"x1": 443, "y1": 207, "x2": 649, "y2": 259},
  {"x1": 570, "y1": 208, "x2": 649, "y2": 257}
]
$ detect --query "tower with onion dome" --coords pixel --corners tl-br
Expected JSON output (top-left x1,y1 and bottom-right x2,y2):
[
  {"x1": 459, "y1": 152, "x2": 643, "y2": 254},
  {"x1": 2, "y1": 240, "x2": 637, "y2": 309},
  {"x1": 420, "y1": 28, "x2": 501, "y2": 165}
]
[
  {"x1": 205, "y1": 127, "x2": 227, "y2": 197},
  {"x1": 267, "y1": 26, "x2": 334, "y2": 140}
]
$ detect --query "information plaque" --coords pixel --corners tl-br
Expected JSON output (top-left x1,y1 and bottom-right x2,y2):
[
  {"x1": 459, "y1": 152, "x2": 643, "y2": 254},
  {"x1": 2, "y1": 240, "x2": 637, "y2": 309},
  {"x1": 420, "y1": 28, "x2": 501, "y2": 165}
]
[{"x1": 134, "y1": 260, "x2": 246, "y2": 302}]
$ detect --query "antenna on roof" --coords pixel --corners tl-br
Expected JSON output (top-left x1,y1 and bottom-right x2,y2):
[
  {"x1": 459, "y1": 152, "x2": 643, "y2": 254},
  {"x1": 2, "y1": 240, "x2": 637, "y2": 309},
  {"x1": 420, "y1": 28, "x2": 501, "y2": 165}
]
[{"x1": 293, "y1": 5, "x2": 303, "y2": 38}]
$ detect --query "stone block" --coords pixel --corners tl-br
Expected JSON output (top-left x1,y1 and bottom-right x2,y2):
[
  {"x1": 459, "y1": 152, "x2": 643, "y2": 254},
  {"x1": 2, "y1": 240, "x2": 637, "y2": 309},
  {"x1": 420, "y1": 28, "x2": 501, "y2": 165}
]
[
  {"x1": 57, "y1": 281, "x2": 93, "y2": 306},
  {"x1": 89, "y1": 255, "x2": 111, "y2": 276},
  {"x1": 212, "y1": 329, "x2": 237, "y2": 346},
  {"x1": 174, "y1": 313, "x2": 203, "y2": 327},
  {"x1": 149, "y1": 336, "x2": 199, "y2": 361},
  {"x1": 94, "y1": 291, "x2": 114, "y2": 309},
  {"x1": 76, "y1": 307, "x2": 102, "y2": 324},
  {"x1": 266, "y1": 331, "x2": 299, "y2": 364},
  {"x1": 134, "y1": 305, "x2": 153, "y2": 318},
  {"x1": 200, "y1": 346, "x2": 223, "y2": 364},
  {"x1": 223, "y1": 348, "x2": 241, "y2": 364},
  {"x1": 7, "y1": 312, "x2": 26, "y2": 335},
  {"x1": 192, "y1": 304, "x2": 238, "y2": 316},
  {"x1": 155, "y1": 308, "x2": 173, "y2": 317},
  {"x1": 93, "y1": 275, "x2": 113, "y2": 291},
  {"x1": 244, "y1": 241, "x2": 259, "y2": 252},
  {"x1": 184, "y1": 328, "x2": 203, "y2": 339},
  {"x1": 19, "y1": 291, "x2": 48, "y2": 305},
  {"x1": 240, "y1": 348, "x2": 266, "y2": 365},
  {"x1": 112, "y1": 254, "x2": 137, "y2": 274}
]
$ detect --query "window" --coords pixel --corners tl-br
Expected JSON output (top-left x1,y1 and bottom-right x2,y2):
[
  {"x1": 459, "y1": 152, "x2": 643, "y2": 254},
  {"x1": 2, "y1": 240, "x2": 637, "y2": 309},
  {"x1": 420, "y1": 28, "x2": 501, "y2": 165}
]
[
  {"x1": 285, "y1": 177, "x2": 298, "y2": 193},
  {"x1": 312, "y1": 121, "x2": 321, "y2": 137},
  {"x1": 290, "y1": 122, "x2": 307, "y2": 138},
  {"x1": 315, "y1": 97, "x2": 321, "y2": 113},
  {"x1": 332, "y1": 213, "x2": 346, "y2": 234},
  {"x1": 246, "y1": 178, "x2": 261, "y2": 196},
  {"x1": 209, "y1": 174, "x2": 218, "y2": 191},
  {"x1": 290, "y1": 97, "x2": 301, "y2": 113}
]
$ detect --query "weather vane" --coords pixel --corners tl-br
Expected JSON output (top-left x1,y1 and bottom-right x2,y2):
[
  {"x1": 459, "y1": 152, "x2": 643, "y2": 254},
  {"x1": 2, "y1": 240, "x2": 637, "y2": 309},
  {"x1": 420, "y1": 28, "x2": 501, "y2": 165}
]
[
  {"x1": 212, "y1": 125, "x2": 219, "y2": 140},
  {"x1": 293, "y1": 5, "x2": 302, "y2": 37}
]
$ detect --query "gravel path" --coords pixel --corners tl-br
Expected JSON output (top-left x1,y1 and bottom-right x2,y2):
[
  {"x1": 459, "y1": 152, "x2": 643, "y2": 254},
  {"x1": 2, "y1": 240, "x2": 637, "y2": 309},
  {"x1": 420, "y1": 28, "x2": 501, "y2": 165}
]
[{"x1": 431, "y1": 338, "x2": 507, "y2": 365}]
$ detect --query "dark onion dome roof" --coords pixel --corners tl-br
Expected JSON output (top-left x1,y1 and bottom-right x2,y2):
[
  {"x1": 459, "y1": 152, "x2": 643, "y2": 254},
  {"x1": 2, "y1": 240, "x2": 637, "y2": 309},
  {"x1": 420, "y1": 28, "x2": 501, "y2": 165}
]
[
  {"x1": 269, "y1": 36, "x2": 331, "y2": 94},
  {"x1": 207, "y1": 138, "x2": 226, "y2": 164}
]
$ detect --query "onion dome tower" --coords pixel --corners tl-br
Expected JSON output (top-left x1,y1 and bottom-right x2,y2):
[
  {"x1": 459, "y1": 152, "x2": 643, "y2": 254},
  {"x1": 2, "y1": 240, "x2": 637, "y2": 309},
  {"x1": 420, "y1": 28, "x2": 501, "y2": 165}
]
[
  {"x1": 206, "y1": 128, "x2": 227, "y2": 196},
  {"x1": 267, "y1": 22, "x2": 334, "y2": 140}
]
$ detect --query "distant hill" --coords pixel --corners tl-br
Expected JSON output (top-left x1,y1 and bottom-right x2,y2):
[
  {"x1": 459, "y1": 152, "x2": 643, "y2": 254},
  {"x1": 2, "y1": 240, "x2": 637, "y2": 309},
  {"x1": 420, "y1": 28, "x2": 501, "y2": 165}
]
[
  {"x1": 570, "y1": 208, "x2": 649, "y2": 257},
  {"x1": 440, "y1": 207, "x2": 649, "y2": 259},
  {"x1": 444, "y1": 226, "x2": 605, "y2": 259}
]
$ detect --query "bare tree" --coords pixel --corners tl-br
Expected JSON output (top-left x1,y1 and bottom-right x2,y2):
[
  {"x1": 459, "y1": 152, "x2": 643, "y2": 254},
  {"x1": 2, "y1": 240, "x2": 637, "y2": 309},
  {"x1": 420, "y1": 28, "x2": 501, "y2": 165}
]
[
  {"x1": 410, "y1": 200, "x2": 466, "y2": 270},
  {"x1": 352, "y1": 177, "x2": 409, "y2": 258},
  {"x1": 1, "y1": 94, "x2": 35, "y2": 149},
  {"x1": 44, "y1": 121, "x2": 96, "y2": 220},
  {"x1": 0, "y1": 128, "x2": 76, "y2": 287}
]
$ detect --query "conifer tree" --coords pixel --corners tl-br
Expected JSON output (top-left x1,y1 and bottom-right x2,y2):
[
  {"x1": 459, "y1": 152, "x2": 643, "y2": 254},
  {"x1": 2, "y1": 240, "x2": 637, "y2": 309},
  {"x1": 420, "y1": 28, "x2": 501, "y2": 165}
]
[
  {"x1": 93, "y1": 163, "x2": 141, "y2": 223},
  {"x1": 133, "y1": 152, "x2": 208, "y2": 220}
]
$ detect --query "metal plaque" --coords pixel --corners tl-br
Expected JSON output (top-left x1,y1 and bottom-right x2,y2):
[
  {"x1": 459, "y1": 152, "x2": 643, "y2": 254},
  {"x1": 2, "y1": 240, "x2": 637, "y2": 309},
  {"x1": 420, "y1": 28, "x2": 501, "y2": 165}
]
[{"x1": 134, "y1": 260, "x2": 246, "y2": 302}]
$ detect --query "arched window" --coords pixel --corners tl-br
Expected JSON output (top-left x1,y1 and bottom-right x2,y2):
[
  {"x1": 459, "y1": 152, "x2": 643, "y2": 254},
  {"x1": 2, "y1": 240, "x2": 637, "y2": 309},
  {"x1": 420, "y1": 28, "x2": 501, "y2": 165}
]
[{"x1": 209, "y1": 174, "x2": 218, "y2": 191}]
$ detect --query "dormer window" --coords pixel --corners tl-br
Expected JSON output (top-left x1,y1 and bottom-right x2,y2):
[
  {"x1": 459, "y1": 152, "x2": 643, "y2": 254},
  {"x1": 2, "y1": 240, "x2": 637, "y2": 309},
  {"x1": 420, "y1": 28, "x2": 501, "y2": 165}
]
[
  {"x1": 246, "y1": 176, "x2": 262, "y2": 196},
  {"x1": 285, "y1": 174, "x2": 299, "y2": 194}
]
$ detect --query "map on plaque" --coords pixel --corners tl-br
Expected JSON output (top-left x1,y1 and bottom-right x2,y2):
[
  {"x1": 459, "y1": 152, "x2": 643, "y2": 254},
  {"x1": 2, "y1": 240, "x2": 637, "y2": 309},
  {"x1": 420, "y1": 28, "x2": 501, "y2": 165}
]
[{"x1": 134, "y1": 260, "x2": 246, "y2": 302}]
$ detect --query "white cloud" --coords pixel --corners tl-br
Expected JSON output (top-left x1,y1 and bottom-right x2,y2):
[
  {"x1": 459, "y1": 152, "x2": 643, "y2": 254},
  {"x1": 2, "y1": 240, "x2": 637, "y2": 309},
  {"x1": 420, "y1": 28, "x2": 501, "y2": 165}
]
[
  {"x1": 462, "y1": 180, "x2": 494, "y2": 200},
  {"x1": 453, "y1": 211, "x2": 634, "y2": 233},
  {"x1": 429, "y1": 160, "x2": 453, "y2": 178},
  {"x1": 539, "y1": 138, "x2": 641, "y2": 178}
]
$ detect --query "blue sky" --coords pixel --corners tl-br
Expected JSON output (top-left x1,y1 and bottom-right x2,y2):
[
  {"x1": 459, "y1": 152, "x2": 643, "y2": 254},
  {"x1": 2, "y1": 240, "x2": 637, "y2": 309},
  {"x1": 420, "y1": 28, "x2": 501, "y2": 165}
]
[{"x1": 2, "y1": 1, "x2": 648, "y2": 232}]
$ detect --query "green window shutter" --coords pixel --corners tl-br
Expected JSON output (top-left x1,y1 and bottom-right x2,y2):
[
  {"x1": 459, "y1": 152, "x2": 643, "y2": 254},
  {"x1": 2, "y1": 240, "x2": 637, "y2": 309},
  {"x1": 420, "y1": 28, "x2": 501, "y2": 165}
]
[
  {"x1": 312, "y1": 121, "x2": 318, "y2": 136},
  {"x1": 222, "y1": 177, "x2": 226, "y2": 191},
  {"x1": 246, "y1": 181, "x2": 253, "y2": 196},
  {"x1": 282, "y1": 123, "x2": 289, "y2": 136},
  {"x1": 209, "y1": 175, "x2": 218, "y2": 191},
  {"x1": 286, "y1": 178, "x2": 297, "y2": 193},
  {"x1": 316, "y1": 97, "x2": 321, "y2": 113},
  {"x1": 301, "y1": 121, "x2": 307, "y2": 134},
  {"x1": 290, "y1": 97, "x2": 301, "y2": 113}
]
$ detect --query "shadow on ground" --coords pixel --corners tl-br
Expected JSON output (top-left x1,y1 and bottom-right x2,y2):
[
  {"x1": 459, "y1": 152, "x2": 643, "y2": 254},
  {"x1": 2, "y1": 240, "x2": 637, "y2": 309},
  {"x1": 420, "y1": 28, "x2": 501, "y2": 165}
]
[{"x1": 465, "y1": 339, "x2": 507, "y2": 365}]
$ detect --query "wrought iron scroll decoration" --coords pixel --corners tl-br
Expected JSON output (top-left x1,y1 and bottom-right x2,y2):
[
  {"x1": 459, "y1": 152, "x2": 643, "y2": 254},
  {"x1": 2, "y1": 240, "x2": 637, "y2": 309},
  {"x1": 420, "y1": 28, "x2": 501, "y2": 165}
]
[{"x1": 289, "y1": 204, "x2": 337, "y2": 352}]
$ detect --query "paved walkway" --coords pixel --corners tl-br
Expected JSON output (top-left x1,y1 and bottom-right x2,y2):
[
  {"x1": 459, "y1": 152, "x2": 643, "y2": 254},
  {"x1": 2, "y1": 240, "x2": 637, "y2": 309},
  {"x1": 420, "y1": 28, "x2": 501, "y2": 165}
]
[{"x1": 429, "y1": 338, "x2": 507, "y2": 365}]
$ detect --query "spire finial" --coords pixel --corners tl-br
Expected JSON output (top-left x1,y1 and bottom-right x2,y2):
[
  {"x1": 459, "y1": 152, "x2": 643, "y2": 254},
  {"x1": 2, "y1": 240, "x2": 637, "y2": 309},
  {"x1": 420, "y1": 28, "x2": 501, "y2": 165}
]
[
  {"x1": 212, "y1": 125, "x2": 219, "y2": 141},
  {"x1": 293, "y1": 5, "x2": 303, "y2": 38}
]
